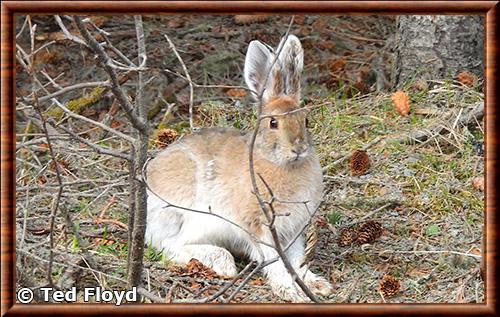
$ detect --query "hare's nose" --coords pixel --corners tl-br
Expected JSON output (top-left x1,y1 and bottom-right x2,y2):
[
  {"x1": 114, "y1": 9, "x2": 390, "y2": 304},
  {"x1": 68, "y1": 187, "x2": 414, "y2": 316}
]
[{"x1": 292, "y1": 145, "x2": 308, "y2": 156}]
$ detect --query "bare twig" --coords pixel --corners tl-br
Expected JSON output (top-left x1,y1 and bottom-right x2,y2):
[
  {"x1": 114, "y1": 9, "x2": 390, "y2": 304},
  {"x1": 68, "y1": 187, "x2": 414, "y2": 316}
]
[
  {"x1": 204, "y1": 261, "x2": 257, "y2": 303},
  {"x1": 54, "y1": 122, "x2": 132, "y2": 161},
  {"x1": 54, "y1": 15, "x2": 88, "y2": 46},
  {"x1": 343, "y1": 203, "x2": 392, "y2": 227},
  {"x1": 85, "y1": 16, "x2": 136, "y2": 67},
  {"x1": 376, "y1": 249, "x2": 482, "y2": 259},
  {"x1": 51, "y1": 100, "x2": 135, "y2": 144},
  {"x1": 163, "y1": 68, "x2": 255, "y2": 94},
  {"x1": 246, "y1": 16, "x2": 318, "y2": 302},
  {"x1": 124, "y1": 15, "x2": 150, "y2": 290},
  {"x1": 141, "y1": 161, "x2": 273, "y2": 250},
  {"x1": 73, "y1": 16, "x2": 147, "y2": 134},
  {"x1": 38, "y1": 81, "x2": 110, "y2": 103},
  {"x1": 25, "y1": 17, "x2": 64, "y2": 287},
  {"x1": 164, "y1": 34, "x2": 194, "y2": 131},
  {"x1": 386, "y1": 101, "x2": 484, "y2": 145}
]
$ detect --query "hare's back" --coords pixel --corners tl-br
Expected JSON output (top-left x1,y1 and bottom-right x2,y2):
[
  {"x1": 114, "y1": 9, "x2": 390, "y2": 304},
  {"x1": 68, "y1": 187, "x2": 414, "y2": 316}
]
[{"x1": 146, "y1": 127, "x2": 248, "y2": 203}]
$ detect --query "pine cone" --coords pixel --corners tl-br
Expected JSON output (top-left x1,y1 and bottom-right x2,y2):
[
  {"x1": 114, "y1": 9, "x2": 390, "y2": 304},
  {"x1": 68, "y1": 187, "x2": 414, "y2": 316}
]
[
  {"x1": 156, "y1": 129, "x2": 178, "y2": 148},
  {"x1": 391, "y1": 91, "x2": 411, "y2": 116},
  {"x1": 349, "y1": 150, "x2": 370, "y2": 176},
  {"x1": 356, "y1": 220, "x2": 382, "y2": 244},
  {"x1": 337, "y1": 227, "x2": 358, "y2": 247},
  {"x1": 379, "y1": 275, "x2": 400, "y2": 297}
]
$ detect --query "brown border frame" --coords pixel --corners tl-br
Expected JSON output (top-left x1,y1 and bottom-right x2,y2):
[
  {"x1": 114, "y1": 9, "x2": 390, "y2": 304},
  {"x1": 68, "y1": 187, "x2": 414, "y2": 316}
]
[{"x1": 1, "y1": 1, "x2": 498, "y2": 316}]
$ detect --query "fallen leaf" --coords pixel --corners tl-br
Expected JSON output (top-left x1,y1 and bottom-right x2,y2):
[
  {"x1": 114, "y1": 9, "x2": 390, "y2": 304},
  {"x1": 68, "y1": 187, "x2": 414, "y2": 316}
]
[
  {"x1": 37, "y1": 143, "x2": 49, "y2": 150},
  {"x1": 34, "y1": 49, "x2": 61, "y2": 65},
  {"x1": 94, "y1": 237, "x2": 115, "y2": 246},
  {"x1": 472, "y1": 176, "x2": 484, "y2": 191},
  {"x1": 49, "y1": 159, "x2": 70, "y2": 172},
  {"x1": 457, "y1": 71, "x2": 478, "y2": 87},
  {"x1": 298, "y1": 26, "x2": 311, "y2": 37},
  {"x1": 167, "y1": 18, "x2": 185, "y2": 29},
  {"x1": 312, "y1": 18, "x2": 327, "y2": 34},
  {"x1": 248, "y1": 277, "x2": 264, "y2": 286},
  {"x1": 391, "y1": 91, "x2": 411, "y2": 116},
  {"x1": 110, "y1": 119, "x2": 122, "y2": 129},
  {"x1": 411, "y1": 78, "x2": 429, "y2": 92},
  {"x1": 471, "y1": 247, "x2": 482, "y2": 256},
  {"x1": 316, "y1": 216, "x2": 328, "y2": 228},
  {"x1": 175, "y1": 258, "x2": 219, "y2": 279},
  {"x1": 89, "y1": 16, "x2": 108, "y2": 27},
  {"x1": 326, "y1": 58, "x2": 347, "y2": 73},
  {"x1": 234, "y1": 15, "x2": 268, "y2": 25},
  {"x1": 189, "y1": 280, "x2": 202, "y2": 290},
  {"x1": 36, "y1": 175, "x2": 47, "y2": 185},
  {"x1": 226, "y1": 88, "x2": 247, "y2": 98},
  {"x1": 318, "y1": 40, "x2": 335, "y2": 51}
]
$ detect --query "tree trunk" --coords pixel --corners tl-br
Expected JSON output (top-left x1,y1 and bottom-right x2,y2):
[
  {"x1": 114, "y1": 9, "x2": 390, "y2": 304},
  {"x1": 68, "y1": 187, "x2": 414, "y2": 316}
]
[{"x1": 391, "y1": 16, "x2": 484, "y2": 88}]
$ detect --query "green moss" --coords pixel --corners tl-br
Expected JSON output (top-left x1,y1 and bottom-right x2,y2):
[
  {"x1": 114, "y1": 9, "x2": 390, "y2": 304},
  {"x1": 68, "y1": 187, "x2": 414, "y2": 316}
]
[
  {"x1": 46, "y1": 86, "x2": 105, "y2": 119},
  {"x1": 147, "y1": 98, "x2": 165, "y2": 120}
]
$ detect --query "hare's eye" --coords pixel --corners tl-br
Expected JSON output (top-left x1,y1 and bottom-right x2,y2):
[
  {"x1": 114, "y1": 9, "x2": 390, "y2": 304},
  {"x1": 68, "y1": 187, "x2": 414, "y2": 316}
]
[
  {"x1": 270, "y1": 117, "x2": 278, "y2": 129},
  {"x1": 305, "y1": 118, "x2": 310, "y2": 128}
]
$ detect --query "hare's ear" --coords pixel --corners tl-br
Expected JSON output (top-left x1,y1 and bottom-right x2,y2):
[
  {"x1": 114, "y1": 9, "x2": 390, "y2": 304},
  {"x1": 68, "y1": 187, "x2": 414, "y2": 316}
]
[
  {"x1": 244, "y1": 40, "x2": 282, "y2": 103},
  {"x1": 277, "y1": 35, "x2": 303, "y2": 102}
]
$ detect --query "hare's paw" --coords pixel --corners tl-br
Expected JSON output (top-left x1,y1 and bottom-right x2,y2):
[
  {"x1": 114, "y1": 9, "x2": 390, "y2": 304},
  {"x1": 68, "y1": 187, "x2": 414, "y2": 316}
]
[
  {"x1": 172, "y1": 244, "x2": 238, "y2": 278},
  {"x1": 270, "y1": 283, "x2": 310, "y2": 303},
  {"x1": 207, "y1": 251, "x2": 238, "y2": 278},
  {"x1": 304, "y1": 272, "x2": 333, "y2": 297}
]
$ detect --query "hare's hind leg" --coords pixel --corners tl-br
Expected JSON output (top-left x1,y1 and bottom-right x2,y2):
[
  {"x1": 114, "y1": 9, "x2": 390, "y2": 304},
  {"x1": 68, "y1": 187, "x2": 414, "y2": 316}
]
[
  {"x1": 288, "y1": 237, "x2": 333, "y2": 298},
  {"x1": 146, "y1": 196, "x2": 238, "y2": 277},
  {"x1": 146, "y1": 149, "x2": 237, "y2": 278},
  {"x1": 168, "y1": 244, "x2": 238, "y2": 277},
  {"x1": 249, "y1": 235, "x2": 332, "y2": 301}
]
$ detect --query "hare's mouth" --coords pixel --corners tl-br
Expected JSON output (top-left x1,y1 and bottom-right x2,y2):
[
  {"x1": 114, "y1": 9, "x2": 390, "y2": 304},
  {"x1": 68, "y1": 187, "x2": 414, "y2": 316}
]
[{"x1": 287, "y1": 149, "x2": 309, "y2": 164}]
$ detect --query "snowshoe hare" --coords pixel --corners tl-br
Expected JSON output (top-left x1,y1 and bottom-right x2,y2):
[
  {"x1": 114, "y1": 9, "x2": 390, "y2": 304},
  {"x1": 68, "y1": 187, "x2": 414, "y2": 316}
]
[{"x1": 145, "y1": 35, "x2": 332, "y2": 301}]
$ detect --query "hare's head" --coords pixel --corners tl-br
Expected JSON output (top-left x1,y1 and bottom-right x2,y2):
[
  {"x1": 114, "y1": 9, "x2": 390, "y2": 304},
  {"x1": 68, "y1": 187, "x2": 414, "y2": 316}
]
[{"x1": 244, "y1": 35, "x2": 311, "y2": 166}]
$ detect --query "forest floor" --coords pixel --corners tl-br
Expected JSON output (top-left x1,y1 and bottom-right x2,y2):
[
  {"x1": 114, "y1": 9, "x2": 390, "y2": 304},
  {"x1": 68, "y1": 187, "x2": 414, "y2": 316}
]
[{"x1": 15, "y1": 14, "x2": 484, "y2": 303}]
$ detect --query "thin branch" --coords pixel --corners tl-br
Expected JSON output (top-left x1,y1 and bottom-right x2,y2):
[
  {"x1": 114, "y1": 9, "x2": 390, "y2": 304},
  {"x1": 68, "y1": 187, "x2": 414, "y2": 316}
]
[
  {"x1": 54, "y1": 121, "x2": 132, "y2": 161},
  {"x1": 73, "y1": 16, "x2": 147, "y2": 134},
  {"x1": 343, "y1": 203, "x2": 392, "y2": 227},
  {"x1": 51, "y1": 100, "x2": 135, "y2": 144},
  {"x1": 245, "y1": 16, "x2": 318, "y2": 302},
  {"x1": 376, "y1": 249, "x2": 482, "y2": 259},
  {"x1": 134, "y1": 15, "x2": 147, "y2": 119},
  {"x1": 54, "y1": 15, "x2": 88, "y2": 46},
  {"x1": 85, "y1": 16, "x2": 136, "y2": 67},
  {"x1": 141, "y1": 160, "x2": 273, "y2": 250},
  {"x1": 38, "y1": 81, "x2": 110, "y2": 103},
  {"x1": 163, "y1": 68, "x2": 255, "y2": 94},
  {"x1": 204, "y1": 261, "x2": 257, "y2": 303},
  {"x1": 223, "y1": 262, "x2": 265, "y2": 303},
  {"x1": 27, "y1": 17, "x2": 63, "y2": 287},
  {"x1": 126, "y1": 14, "x2": 150, "y2": 290},
  {"x1": 164, "y1": 34, "x2": 194, "y2": 131}
]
